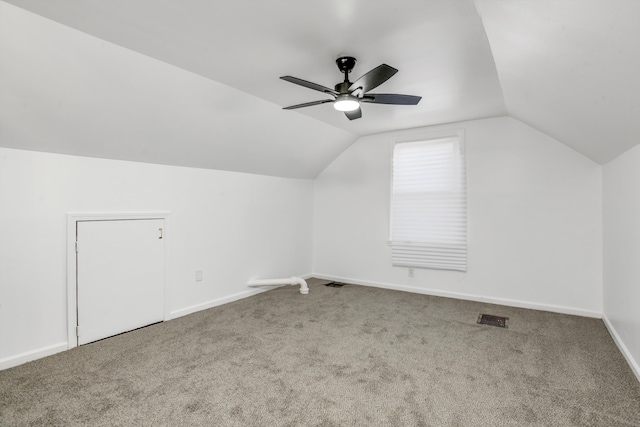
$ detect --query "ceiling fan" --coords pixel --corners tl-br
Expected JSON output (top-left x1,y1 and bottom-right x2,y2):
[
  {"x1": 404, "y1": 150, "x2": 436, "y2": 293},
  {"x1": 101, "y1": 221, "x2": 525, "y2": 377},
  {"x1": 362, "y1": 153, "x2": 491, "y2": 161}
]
[{"x1": 280, "y1": 56, "x2": 421, "y2": 120}]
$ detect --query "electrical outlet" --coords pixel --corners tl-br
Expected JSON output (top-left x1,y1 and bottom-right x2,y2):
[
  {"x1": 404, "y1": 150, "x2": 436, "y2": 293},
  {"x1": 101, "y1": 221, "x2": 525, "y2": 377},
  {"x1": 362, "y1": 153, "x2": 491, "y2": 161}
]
[
  {"x1": 195, "y1": 269, "x2": 203, "y2": 282},
  {"x1": 408, "y1": 268, "x2": 414, "y2": 277}
]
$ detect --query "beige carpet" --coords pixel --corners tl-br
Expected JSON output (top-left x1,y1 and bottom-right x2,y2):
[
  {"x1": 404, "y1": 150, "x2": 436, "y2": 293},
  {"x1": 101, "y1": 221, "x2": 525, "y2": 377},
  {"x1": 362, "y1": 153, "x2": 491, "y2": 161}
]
[{"x1": 1, "y1": 278, "x2": 639, "y2": 426}]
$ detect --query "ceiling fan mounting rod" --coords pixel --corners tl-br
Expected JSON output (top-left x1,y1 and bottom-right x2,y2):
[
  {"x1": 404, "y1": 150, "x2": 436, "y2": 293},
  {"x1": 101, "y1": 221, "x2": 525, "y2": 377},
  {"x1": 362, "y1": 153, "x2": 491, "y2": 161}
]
[{"x1": 336, "y1": 56, "x2": 357, "y2": 83}]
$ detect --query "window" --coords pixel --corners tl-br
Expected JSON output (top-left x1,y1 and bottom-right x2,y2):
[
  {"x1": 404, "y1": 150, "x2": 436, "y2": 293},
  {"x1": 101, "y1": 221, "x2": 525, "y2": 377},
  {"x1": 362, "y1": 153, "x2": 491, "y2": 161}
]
[{"x1": 390, "y1": 133, "x2": 467, "y2": 271}]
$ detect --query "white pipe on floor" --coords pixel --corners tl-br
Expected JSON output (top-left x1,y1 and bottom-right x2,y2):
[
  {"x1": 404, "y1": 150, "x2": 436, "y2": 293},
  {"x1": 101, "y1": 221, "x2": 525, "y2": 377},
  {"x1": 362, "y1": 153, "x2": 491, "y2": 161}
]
[{"x1": 247, "y1": 277, "x2": 309, "y2": 294}]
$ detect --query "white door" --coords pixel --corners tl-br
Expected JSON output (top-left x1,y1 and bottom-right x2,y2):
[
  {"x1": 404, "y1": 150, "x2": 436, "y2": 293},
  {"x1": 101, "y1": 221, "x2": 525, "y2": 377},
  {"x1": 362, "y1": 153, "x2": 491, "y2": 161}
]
[{"x1": 77, "y1": 219, "x2": 165, "y2": 345}]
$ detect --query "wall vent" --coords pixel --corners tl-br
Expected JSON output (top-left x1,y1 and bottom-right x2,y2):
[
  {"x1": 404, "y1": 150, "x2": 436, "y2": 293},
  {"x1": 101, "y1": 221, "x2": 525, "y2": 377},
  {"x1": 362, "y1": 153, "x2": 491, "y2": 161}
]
[
  {"x1": 324, "y1": 282, "x2": 347, "y2": 288},
  {"x1": 477, "y1": 314, "x2": 509, "y2": 329}
]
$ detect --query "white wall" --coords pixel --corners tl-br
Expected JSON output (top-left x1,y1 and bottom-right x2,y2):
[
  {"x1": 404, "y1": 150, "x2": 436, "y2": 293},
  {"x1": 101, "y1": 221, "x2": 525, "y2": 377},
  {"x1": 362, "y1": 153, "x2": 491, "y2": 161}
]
[
  {"x1": 603, "y1": 145, "x2": 640, "y2": 380},
  {"x1": 313, "y1": 116, "x2": 603, "y2": 316},
  {"x1": 0, "y1": 147, "x2": 313, "y2": 368}
]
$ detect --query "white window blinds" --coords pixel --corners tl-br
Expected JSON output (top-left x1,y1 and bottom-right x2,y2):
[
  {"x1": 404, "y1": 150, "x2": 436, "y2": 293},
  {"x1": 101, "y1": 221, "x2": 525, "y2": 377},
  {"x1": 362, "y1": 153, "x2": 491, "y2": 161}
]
[{"x1": 390, "y1": 135, "x2": 467, "y2": 271}]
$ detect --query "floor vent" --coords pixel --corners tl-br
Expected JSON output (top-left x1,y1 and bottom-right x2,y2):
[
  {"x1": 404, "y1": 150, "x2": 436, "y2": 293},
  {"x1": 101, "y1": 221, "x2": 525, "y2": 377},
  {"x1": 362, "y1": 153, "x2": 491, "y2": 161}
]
[
  {"x1": 477, "y1": 314, "x2": 509, "y2": 329},
  {"x1": 325, "y1": 282, "x2": 347, "y2": 288}
]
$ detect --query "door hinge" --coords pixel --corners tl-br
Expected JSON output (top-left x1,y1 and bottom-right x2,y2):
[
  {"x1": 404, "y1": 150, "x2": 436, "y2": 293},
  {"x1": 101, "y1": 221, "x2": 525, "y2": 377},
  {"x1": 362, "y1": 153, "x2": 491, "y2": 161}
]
[
  {"x1": 76, "y1": 326, "x2": 80, "y2": 337},
  {"x1": 75, "y1": 241, "x2": 79, "y2": 253}
]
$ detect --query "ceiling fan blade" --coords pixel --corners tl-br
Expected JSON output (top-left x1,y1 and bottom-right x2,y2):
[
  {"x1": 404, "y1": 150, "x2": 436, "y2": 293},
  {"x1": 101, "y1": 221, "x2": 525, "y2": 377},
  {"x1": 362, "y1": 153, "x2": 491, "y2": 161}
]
[
  {"x1": 344, "y1": 108, "x2": 362, "y2": 120},
  {"x1": 348, "y1": 64, "x2": 398, "y2": 94},
  {"x1": 361, "y1": 93, "x2": 422, "y2": 105},
  {"x1": 280, "y1": 76, "x2": 338, "y2": 96},
  {"x1": 283, "y1": 99, "x2": 334, "y2": 110}
]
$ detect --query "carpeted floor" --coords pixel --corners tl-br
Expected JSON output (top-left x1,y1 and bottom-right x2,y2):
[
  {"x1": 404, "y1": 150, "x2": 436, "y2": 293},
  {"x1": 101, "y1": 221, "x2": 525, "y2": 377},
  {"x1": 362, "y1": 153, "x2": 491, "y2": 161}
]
[{"x1": 1, "y1": 278, "x2": 639, "y2": 426}]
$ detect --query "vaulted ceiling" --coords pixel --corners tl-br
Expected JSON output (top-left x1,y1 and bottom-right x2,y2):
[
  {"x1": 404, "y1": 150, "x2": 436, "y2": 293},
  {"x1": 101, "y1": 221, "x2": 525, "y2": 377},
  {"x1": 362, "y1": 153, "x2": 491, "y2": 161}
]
[{"x1": 1, "y1": 0, "x2": 639, "y2": 178}]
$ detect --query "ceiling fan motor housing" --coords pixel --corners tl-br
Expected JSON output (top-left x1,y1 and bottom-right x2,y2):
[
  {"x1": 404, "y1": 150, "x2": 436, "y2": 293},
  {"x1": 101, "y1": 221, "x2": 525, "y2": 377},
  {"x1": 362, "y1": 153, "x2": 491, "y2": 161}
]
[{"x1": 335, "y1": 81, "x2": 351, "y2": 94}]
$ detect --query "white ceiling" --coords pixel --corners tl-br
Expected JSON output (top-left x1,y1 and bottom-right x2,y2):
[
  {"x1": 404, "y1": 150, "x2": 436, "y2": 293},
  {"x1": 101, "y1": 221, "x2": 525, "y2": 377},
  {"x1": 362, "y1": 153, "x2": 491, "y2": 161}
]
[
  {"x1": 1, "y1": 0, "x2": 639, "y2": 178},
  {"x1": 476, "y1": 0, "x2": 640, "y2": 164}
]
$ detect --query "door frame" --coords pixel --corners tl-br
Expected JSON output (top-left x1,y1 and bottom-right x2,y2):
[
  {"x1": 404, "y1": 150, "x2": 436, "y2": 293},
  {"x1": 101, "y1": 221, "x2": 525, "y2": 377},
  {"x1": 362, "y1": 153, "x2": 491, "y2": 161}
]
[{"x1": 66, "y1": 212, "x2": 171, "y2": 349}]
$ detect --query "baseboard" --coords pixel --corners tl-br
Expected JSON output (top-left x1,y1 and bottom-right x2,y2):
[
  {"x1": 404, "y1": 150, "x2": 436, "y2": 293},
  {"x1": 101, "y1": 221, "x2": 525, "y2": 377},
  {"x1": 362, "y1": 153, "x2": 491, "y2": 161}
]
[
  {"x1": 169, "y1": 288, "x2": 268, "y2": 319},
  {"x1": 602, "y1": 314, "x2": 640, "y2": 383},
  {"x1": 0, "y1": 342, "x2": 68, "y2": 371},
  {"x1": 168, "y1": 273, "x2": 314, "y2": 320},
  {"x1": 312, "y1": 273, "x2": 602, "y2": 318}
]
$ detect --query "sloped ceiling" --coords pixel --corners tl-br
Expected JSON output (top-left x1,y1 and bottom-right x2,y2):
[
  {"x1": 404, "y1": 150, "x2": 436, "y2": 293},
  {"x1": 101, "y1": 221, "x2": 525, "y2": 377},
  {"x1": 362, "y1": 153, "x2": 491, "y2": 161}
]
[
  {"x1": 1, "y1": 1, "x2": 639, "y2": 179},
  {"x1": 476, "y1": 0, "x2": 640, "y2": 164}
]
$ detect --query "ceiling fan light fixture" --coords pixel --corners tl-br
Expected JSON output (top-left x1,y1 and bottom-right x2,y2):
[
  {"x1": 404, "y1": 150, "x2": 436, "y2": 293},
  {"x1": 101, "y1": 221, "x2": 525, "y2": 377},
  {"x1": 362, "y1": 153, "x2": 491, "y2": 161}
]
[{"x1": 333, "y1": 95, "x2": 360, "y2": 112}]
